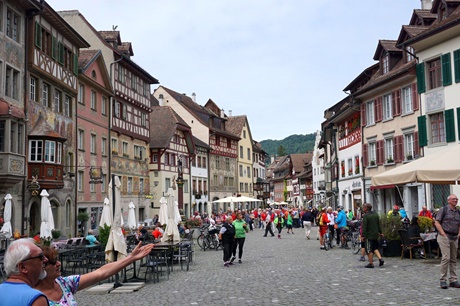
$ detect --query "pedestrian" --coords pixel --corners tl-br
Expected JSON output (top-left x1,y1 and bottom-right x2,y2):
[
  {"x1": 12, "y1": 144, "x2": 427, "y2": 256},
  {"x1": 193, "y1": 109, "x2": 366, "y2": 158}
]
[
  {"x1": 292, "y1": 208, "x2": 300, "y2": 228},
  {"x1": 219, "y1": 216, "x2": 236, "y2": 267},
  {"x1": 286, "y1": 211, "x2": 294, "y2": 234},
  {"x1": 434, "y1": 194, "x2": 460, "y2": 289},
  {"x1": 336, "y1": 206, "x2": 348, "y2": 248},
  {"x1": 301, "y1": 207, "x2": 313, "y2": 239},
  {"x1": 263, "y1": 210, "x2": 275, "y2": 237},
  {"x1": 318, "y1": 207, "x2": 329, "y2": 249},
  {"x1": 419, "y1": 206, "x2": 433, "y2": 219},
  {"x1": 347, "y1": 209, "x2": 354, "y2": 221},
  {"x1": 274, "y1": 211, "x2": 285, "y2": 239},
  {"x1": 326, "y1": 207, "x2": 336, "y2": 245},
  {"x1": 34, "y1": 242, "x2": 154, "y2": 305},
  {"x1": 361, "y1": 203, "x2": 384, "y2": 268},
  {"x1": 0, "y1": 238, "x2": 49, "y2": 306},
  {"x1": 232, "y1": 212, "x2": 249, "y2": 264}
]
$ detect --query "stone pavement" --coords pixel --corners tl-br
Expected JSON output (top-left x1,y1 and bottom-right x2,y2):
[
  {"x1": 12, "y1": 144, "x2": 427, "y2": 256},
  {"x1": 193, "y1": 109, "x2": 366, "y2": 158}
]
[{"x1": 76, "y1": 226, "x2": 460, "y2": 305}]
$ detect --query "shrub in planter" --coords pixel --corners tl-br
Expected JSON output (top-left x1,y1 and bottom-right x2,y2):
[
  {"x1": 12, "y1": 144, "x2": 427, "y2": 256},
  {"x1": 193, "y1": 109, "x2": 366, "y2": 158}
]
[
  {"x1": 418, "y1": 216, "x2": 434, "y2": 233},
  {"x1": 379, "y1": 214, "x2": 403, "y2": 257},
  {"x1": 51, "y1": 230, "x2": 61, "y2": 240}
]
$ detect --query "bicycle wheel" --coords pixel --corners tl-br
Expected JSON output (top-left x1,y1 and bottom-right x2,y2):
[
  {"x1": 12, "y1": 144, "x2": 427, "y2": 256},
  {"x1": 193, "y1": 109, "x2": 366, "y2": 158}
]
[
  {"x1": 350, "y1": 233, "x2": 361, "y2": 254},
  {"x1": 197, "y1": 234, "x2": 206, "y2": 251},
  {"x1": 324, "y1": 233, "x2": 329, "y2": 251}
]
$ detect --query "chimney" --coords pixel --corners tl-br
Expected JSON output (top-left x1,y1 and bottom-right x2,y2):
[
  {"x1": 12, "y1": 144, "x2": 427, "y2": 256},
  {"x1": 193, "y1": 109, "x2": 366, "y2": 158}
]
[
  {"x1": 192, "y1": 92, "x2": 196, "y2": 102},
  {"x1": 158, "y1": 94, "x2": 164, "y2": 106},
  {"x1": 220, "y1": 108, "x2": 225, "y2": 118},
  {"x1": 421, "y1": 0, "x2": 432, "y2": 9},
  {"x1": 229, "y1": 110, "x2": 232, "y2": 117}
]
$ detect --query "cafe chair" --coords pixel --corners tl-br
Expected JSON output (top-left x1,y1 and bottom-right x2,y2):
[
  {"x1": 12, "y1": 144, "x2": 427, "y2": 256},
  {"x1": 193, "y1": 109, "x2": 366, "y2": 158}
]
[
  {"x1": 399, "y1": 229, "x2": 425, "y2": 260},
  {"x1": 140, "y1": 250, "x2": 169, "y2": 283},
  {"x1": 172, "y1": 242, "x2": 191, "y2": 271}
]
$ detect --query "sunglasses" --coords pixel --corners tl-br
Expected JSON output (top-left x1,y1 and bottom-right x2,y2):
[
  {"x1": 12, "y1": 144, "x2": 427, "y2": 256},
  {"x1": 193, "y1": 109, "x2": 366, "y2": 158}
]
[
  {"x1": 46, "y1": 258, "x2": 58, "y2": 266},
  {"x1": 22, "y1": 252, "x2": 45, "y2": 263}
]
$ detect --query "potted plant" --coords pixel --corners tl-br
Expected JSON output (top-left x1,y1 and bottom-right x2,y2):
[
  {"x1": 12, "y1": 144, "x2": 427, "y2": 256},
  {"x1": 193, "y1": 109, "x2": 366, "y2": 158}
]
[
  {"x1": 386, "y1": 157, "x2": 394, "y2": 163},
  {"x1": 379, "y1": 214, "x2": 403, "y2": 257},
  {"x1": 51, "y1": 229, "x2": 61, "y2": 241},
  {"x1": 418, "y1": 216, "x2": 434, "y2": 233},
  {"x1": 370, "y1": 160, "x2": 376, "y2": 166},
  {"x1": 98, "y1": 224, "x2": 111, "y2": 246},
  {"x1": 406, "y1": 154, "x2": 413, "y2": 160}
]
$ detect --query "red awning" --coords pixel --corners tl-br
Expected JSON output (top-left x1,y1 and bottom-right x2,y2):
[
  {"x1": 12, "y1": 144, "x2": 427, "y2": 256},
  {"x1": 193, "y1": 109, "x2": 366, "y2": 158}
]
[{"x1": 370, "y1": 184, "x2": 395, "y2": 190}]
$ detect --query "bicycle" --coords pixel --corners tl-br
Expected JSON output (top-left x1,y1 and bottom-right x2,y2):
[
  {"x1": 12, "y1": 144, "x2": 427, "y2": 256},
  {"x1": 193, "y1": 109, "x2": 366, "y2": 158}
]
[
  {"x1": 196, "y1": 224, "x2": 220, "y2": 251},
  {"x1": 342, "y1": 220, "x2": 362, "y2": 254},
  {"x1": 323, "y1": 228, "x2": 333, "y2": 251}
]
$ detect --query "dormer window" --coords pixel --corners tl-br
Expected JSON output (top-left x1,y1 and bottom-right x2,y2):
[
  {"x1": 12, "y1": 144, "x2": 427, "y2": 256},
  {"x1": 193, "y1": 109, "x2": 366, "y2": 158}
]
[
  {"x1": 382, "y1": 54, "x2": 389, "y2": 74},
  {"x1": 405, "y1": 46, "x2": 414, "y2": 62}
]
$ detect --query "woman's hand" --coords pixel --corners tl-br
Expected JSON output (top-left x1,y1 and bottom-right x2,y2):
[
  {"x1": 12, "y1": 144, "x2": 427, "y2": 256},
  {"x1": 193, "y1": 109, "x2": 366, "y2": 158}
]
[{"x1": 131, "y1": 242, "x2": 154, "y2": 260}]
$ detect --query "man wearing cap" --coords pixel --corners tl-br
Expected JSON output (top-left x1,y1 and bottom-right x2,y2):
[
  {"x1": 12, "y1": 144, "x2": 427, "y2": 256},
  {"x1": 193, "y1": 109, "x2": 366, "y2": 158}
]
[
  {"x1": 0, "y1": 238, "x2": 49, "y2": 306},
  {"x1": 434, "y1": 194, "x2": 460, "y2": 289}
]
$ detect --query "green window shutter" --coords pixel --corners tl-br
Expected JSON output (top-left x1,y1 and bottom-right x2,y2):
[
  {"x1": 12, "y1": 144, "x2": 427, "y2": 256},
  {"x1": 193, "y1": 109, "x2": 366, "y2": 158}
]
[
  {"x1": 445, "y1": 108, "x2": 455, "y2": 142},
  {"x1": 58, "y1": 42, "x2": 64, "y2": 64},
  {"x1": 416, "y1": 63, "x2": 426, "y2": 93},
  {"x1": 454, "y1": 49, "x2": 460, "y2": 83},
  {"x1": 417, "y1": 115, "x2": 427, "y2": 147},
  {"x1": 35, "y1": 22, "x2": 42, "y2": 49},
  {"x1": 73, "y1": 53, "x2": 79, "y2": 75},
  {"x1": 442, "y1": 53, "x2": 452, "y2": 86},
  {"x1": 51, "y1": 36, "x2": 57, "y2": 59},
  {"x1": 457, "y1": 107, "x2": 460, "y2": 141}
]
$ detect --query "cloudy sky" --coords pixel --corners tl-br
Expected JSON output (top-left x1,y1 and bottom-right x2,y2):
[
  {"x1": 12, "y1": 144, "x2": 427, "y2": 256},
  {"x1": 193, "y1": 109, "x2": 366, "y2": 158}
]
[{"x1": 48, "y1": 0, "x2": 423, "y2": 141}]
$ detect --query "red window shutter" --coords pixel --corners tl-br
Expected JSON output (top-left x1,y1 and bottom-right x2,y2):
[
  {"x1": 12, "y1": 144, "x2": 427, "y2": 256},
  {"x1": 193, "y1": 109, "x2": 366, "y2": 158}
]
[
  {"x1": 361, "y1": 103, "x2": 367, "y2": 127},
  {"x1": 376, "y1": 140, "x2": 384, "y2": 165},
  {"x1": 411, "y1": 83, "x2": 419, "y2": 111},
  {"x1": 394, "y1": 135, "x2": 403, "y2": 163},
  {"x1": 375, "y1": 97, "x2": 382, "y2": 122},
  {"x1": 395, "y1": 90, "x2": 401, "y2": 116},
  {"x1": 414, "y1": 131, "x2": 420, "y2": 157},
  {"x1": 363, "y1": 143, "x2": 368, "y2": 166}
]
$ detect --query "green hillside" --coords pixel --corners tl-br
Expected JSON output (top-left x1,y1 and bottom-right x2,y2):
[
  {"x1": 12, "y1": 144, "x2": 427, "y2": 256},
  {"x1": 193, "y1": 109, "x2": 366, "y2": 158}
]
[{"x1": 260, "y1": 133, "x2": 316, "y2": 157}]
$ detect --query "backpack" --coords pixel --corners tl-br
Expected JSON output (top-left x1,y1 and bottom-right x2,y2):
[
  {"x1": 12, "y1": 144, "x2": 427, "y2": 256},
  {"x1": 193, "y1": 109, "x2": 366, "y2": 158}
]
[{"x1": 316, "y1": 213, "x2": 323, "y2": 226}]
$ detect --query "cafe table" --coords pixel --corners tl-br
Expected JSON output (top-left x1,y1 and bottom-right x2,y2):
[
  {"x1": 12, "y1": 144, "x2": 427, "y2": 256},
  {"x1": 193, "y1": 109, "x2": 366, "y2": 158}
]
[{"x1": 420, "y1": 232, "x2": 438, "y2": 258}]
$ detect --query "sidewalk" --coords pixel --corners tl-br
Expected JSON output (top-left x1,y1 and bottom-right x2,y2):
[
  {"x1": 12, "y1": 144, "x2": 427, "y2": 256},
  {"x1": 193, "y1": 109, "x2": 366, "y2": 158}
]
[{"x1": 76, "y1": 226, "x2": 459, "y2": 305}]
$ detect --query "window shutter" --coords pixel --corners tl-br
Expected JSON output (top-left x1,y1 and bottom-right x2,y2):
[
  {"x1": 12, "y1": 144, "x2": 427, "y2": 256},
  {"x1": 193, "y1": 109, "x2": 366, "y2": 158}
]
[
  {"x1": 376, "y1": 140, "x2": 384, "y2": 165},
  {"x1": 392, "y1": 92, "x2": 396, "y2": 117},
  {"x1": 445, "y1": 108, "x2": 455, "y2": 142},
  {"x1": 395, "y1": 135, "x2": 403, "y2": 163},
  {"x1": 363, "y1": 144, "x2": 368, "y2": 166},
  {"x1": 454, "y1": 49, "x2": 460, "y2": 83},
  {"x1": 416, "y1": 63, "x2": 426, "y2": 93},
  {"x1": 58, "y1": 42, "x2": 64, "y2": 64},
  {"x1": 73, "y1": 53, "x2": 79, "y2": 75},
  {"x1": 457, "y1": 107, "x2": 460, "y2": 141},
  {"x1": 442, "y1": 53, "x2": 452, "y2": 86},
  {"x1": 51, "y1": 36, "x2": 57, "y2": 59},
  {"x1": 35, "y1": 22, "x2": 42, "y2": 49},
  {"x1": 417, "y1": 115, "x2": 427, "y2": 147},
  {"x1": 375, "y1": 97, "x2": 382, "y2": 122},
  {"x1": 414, "y1": 132, "x2": 420, "y2": 157},
  {"x1": 411, "y1": 83, "x2": 419, "y2": 111},
  {"x1": 361, "y1": 102, "x2": 366, "y2": 127}
]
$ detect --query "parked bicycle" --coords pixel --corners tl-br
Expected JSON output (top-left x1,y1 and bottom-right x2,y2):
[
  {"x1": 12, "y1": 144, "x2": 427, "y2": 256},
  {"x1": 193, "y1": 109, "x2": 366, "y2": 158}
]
[
  {"x1": 342, "y1": 220, "x2": 362, "y2": 254},
  {"x1": 196, "y1": 223, "x2": 221, "y2": 251},
  {"x1": 323, "y1": 228, "x2": 333, "y2": 251}
]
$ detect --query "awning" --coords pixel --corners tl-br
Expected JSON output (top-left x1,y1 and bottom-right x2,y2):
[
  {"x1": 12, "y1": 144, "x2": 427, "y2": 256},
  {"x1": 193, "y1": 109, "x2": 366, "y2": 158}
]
[{"x1": 370, "y1": 184, "x2": 395, "y2": 190}]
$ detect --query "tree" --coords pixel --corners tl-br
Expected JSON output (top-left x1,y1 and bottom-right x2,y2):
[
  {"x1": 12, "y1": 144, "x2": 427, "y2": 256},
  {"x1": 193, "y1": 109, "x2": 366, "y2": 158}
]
[{"x1": 277, "y1": 145, "x2": 286, "y2": 156}]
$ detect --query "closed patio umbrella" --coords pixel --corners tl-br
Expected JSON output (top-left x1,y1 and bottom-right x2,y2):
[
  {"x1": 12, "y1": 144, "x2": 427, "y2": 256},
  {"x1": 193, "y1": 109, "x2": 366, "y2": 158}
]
[
  {"x1": 161, "y1": 188, "x2": 180, "y2": 242},
  {"x1": 127, "y1": 201, "x2": 137, "y2": 229},
  {"x1": 99, "y1": 198, "x2": 112, "y2": 227},
  {"x1": 158, "y1": 196, "x2": 168, "y2": 226},
  {"x1": 40, "y1": 189, "x2": 53, "y2": 239},
  {"x1": 0, "y1": 194, "x2": 12, "y2": 238},
  {"x1": 105, "y1": 176, "x2": 127, "y2": 263}
]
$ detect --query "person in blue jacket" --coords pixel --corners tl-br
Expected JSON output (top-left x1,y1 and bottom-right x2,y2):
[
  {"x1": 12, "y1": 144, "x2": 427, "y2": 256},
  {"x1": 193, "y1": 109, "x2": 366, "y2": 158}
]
[{"x1": 335, "y1": 206, "x2": 348, "y2": 247}]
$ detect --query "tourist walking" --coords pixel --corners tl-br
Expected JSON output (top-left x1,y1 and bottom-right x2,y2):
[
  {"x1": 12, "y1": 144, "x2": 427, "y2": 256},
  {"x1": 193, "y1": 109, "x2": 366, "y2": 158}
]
[
  {"x1": 286, "y1": 211, "x2": 294, "y2": 234},
  {"x1": 362, "y1": 203, "x2": 384, "y2": 268},
  {"x1": 434, "y1": 194, "x2": 460, "y2": 289},
  {"x1": 274, "y1": 211, "x2": 285, "y2": 239},
  {"x1": 301, "y1": 208, "x2": 313, "y2": 239},
  {"x1": 263, "y1": 210, "x2": 275, "y2": 237},
  {"x1": 318, "y1": 207, "x2": 329, "y2": 249},
  {"x1": 232, "y1": 212, "x2": 249, "y2": 264},
  {"x1": 219, "y1": 216, "x2": 236, "y2": 267},
  {"x1": 336, "y1": 206, "x2": 348, "y2": 247}
]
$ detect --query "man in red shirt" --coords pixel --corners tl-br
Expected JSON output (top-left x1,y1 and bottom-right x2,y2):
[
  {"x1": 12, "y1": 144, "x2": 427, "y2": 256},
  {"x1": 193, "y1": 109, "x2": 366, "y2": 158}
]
[{"x1": 419, "y1": 206, "x2": 433, "y2": 219}]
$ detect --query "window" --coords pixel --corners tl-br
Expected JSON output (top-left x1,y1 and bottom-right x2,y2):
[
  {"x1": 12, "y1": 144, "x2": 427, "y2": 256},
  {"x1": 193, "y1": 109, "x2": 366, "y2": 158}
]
[
  {"x1": 215, "y1": 156, "x2": 220, "y2": 169},
  {"x1": 42, "y1": 83, "x2": 49, "y2": 107},
  {"x1": 240, "y1": 182, "x2": 244, "y2": 192},
  {"x1": 183, "y1": 180, "x2": 188, "y2": 193},
  {"x1": 404, "y1": 134, "x2": 415, "y2": 160},
  {"x1": 29, "y1": 140, "x2": 43, "y2": 161},
  {"x1": 114, "y1": 101, "x2": 120, "y2": 118},
  {"x1": 78, "y1": 84, "x2": 84, "y2": 104},
  {"x1": 101, "y1": 137, "x2": 107, "y2": 156},
  {"x1": 153, "y1": 154, "x2": 158, "y2": 162},
  {"x1": 368, "y1": 142, "x2": 376, "y2": 166},
  {"x1": 90, "y1": 90, "x2": 96, "y2": 110},
  {"x1": 430, "y1": 112, "x2": 445, "y2": 144},
  {"x1": 225, "y1": 157, "x2": 230, "y2": 171},
  {"x1": 90, "y1": 134, "x2": 96, "y2": 154},
  {"x1": 247, "y1": 166, "x2": 250, "y2": 178},
  {"x1": 64, "y1": 95, "x2": 71, "y2": 117},
  {"x1": 54, "y1": 90, "x2": 61, "y2": 113},
  {"x1": 57, "y1": 143, "x2": 62, "y2": 164},
  {"x1": 385, "y1": 138, "x2": 394, "y2": 162},
  {"x1": 170, "y1": 154, "x2": 175, "y2": 166},
  {"x1": 165, "y1": 177, "x2": 171, "y2": 190},
  {"x1": 215, "y1": 136, "x2": 220, "y2": 146},
  {"x1": 122, "y1": 142, "x2": 128, "y2": 156},
  {"x1": 78, "y1": 129, "x2": 84, "y2": 150},
  {"x1": 247, "y1": 148, "x2": 251, "y2": 160},
  {"x1": 134, "y1": 145, "x2": 143, "y2": 159},
  {"x1": 122, "y1": 104, "x2": 127, "y2": 120},
  {"x1": 141, "y1": 113, "x2": 147, "y2": 127},
  {"x1": 243, "y1": 130, "x2": 246, "y2": 139},
  {"x1": 5, "y1": 66, "x2": 19, "y2": 100},
  {"x1": 406, "y1": 46, "x2": 414, "y2": 62},
  {"x1": 90, "y1": 182, "x2": 95, "y2": 193},
  {"x1": 427, "y1": 58, "x2": 442, "y2": 90},
  {"x1": 347, "y1": 158, "x2": 352, "y2": 176},
  {"x1": 6, "y1": 8, "x2": 20, "y2": 42},
  {"x1": 240, "y1": 146, "x2": 243, "y2": 157},
  {"x1": 227, "y1": 139, "x2": 231, "y2": 148},
  {"x1": 401, "y1": 86, "x2": 412, "y2": 114},
  {"x1": 383, "y1": 94, "x2": 392, "y2": 120},
  {"x1": 77, "y1": 171, "x2": 83, "y2": 192},
  {"x1": 111, "y1": 138, "x2": 118, "y2": 154},
  {"x1": 131, "y1": 75, "x2": 137, "y2": 91},
  {"x1": 202, "y1": 157, "x2": 206, "y2": 168},
  {"x1": 366, "y1": 101, "x2": 375, "y2": 125},
  {"x1": 239, "y1": 165, "x2": 243, "y2": 177},
  {"x1": 127, "y1": 177, "x2": 133, "y2": 194},
  {"x1": 118, "y1": 65, "x2": 125, "y2": 82},
  {"x1": 101, "y1": 174, "x2": 106, "y2": 192},
  {"x1": 102, "y1": 96, "x2": 107, "y2": 115},
  {"x1": 44, "y1": 140, "x2": 55, "y2": 162},
  {"x1": 30, "y1": 77, "x2": 37, "y2": 101},
  {"x1": 164, "y1": 153, "x2": 169, "y2": 165},
  {"x1": 382, "y1": 54, "x2": 389, "y2": 74}
]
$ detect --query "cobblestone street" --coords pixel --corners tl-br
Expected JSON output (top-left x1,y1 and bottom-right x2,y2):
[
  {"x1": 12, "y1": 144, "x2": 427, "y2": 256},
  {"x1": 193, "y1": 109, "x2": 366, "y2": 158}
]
[{"x1": 76, "y1": 227, "x2": 459, "y2": 305}]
